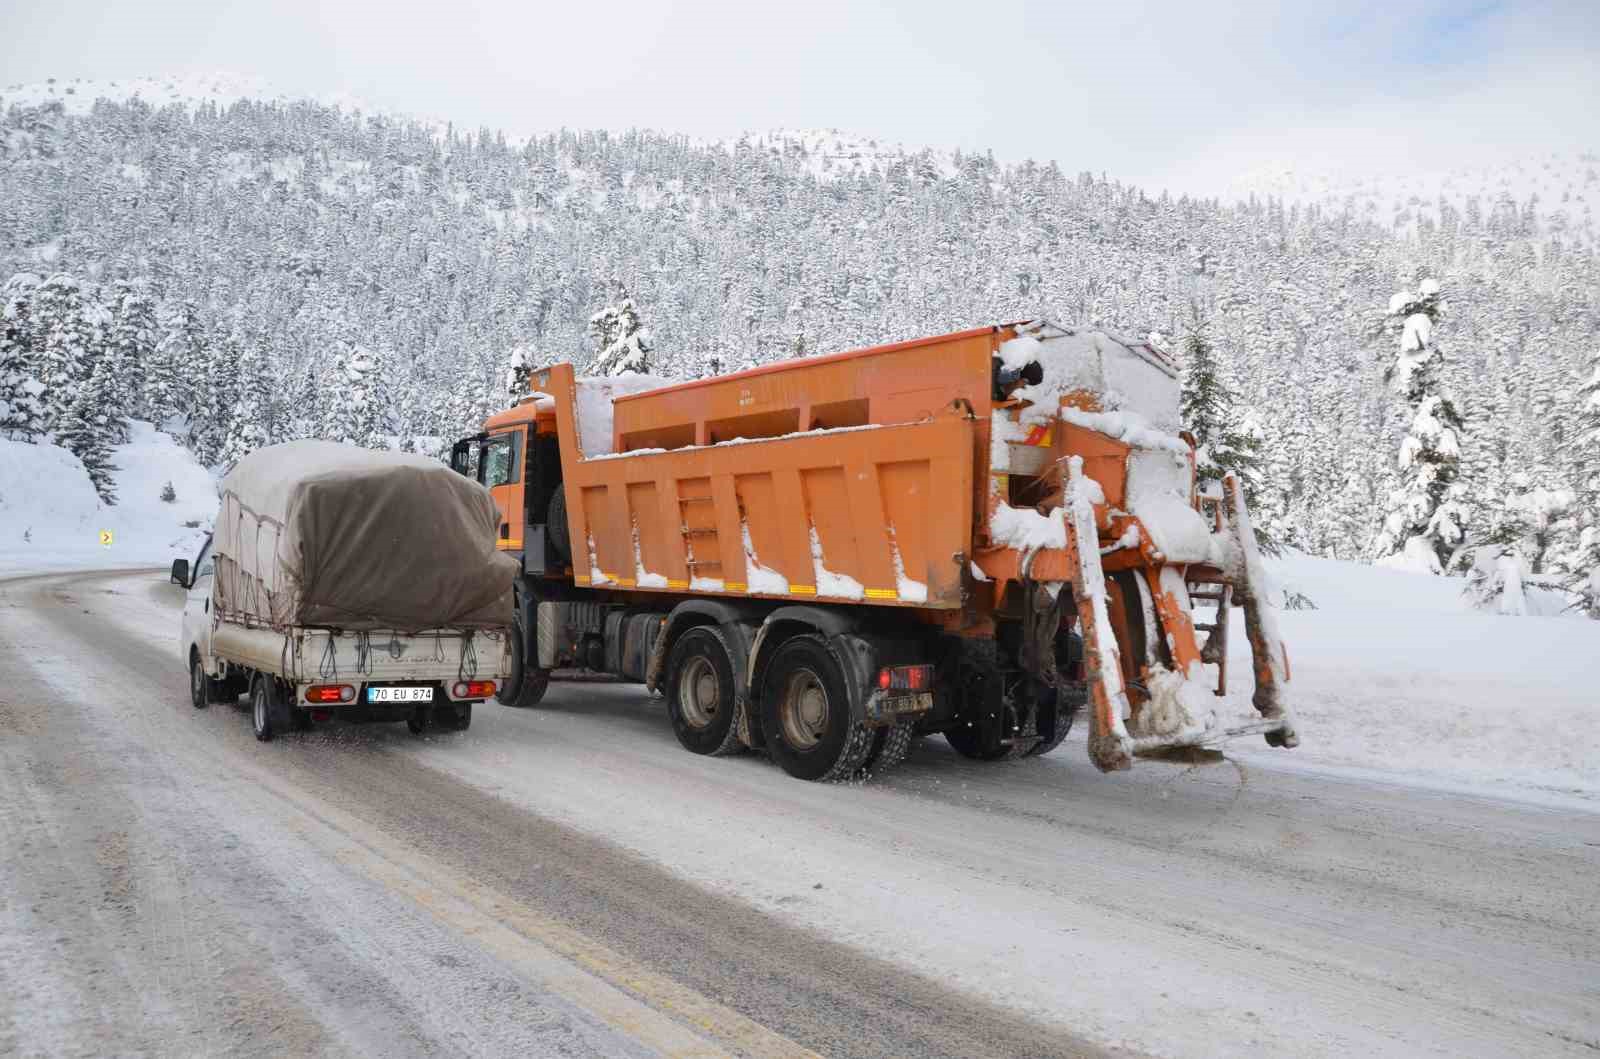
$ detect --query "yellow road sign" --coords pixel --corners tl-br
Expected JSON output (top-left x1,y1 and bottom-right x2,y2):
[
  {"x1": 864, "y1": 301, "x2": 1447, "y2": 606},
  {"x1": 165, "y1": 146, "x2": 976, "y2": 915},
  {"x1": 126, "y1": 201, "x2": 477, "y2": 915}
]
[{"x1": 99, "y1": 530, "x2": 113, "y2": 547}]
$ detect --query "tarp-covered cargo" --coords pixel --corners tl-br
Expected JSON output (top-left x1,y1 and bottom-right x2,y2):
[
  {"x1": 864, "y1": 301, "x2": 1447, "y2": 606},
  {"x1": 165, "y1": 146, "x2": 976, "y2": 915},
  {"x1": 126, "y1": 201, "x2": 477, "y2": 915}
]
[{"x1": 214, "y1": 441, "x2": 517, "y2": 631}]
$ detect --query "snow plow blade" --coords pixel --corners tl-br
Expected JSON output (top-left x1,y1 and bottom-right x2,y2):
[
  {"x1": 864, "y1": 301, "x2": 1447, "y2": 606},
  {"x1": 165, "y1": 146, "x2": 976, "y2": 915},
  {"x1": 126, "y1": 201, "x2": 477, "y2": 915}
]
[{"x1": 1063, "y1": 461, "x2": 1298, "y2": 774}]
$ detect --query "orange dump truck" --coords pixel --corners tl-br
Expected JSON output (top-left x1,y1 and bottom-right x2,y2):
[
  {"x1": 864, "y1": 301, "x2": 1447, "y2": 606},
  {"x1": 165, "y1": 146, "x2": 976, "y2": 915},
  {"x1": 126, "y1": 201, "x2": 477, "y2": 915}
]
[{"x1": 449, "y1": 320, "x2": 1297, "y2": 781}]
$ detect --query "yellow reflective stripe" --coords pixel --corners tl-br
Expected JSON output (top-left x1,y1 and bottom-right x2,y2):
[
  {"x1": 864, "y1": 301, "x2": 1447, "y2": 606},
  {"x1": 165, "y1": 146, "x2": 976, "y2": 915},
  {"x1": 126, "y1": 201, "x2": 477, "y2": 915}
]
[
  {"x1": 864, "y1": 588, "x2": 898, "y2": 600},
  {"x1": 666, "y1": 579, "x2": 688, "y2": 589},
  {"x1": 725, "y1": 581, "x2": 747, "y2": 591},
  {"x1": 789, "y1": 585, "x2": 817, "y2": 595},
  {"x1": 574, "y1": 574, "x2": 591, "y2": 584},
  {"x1": 615, "y1": 577, "x2": 636, "y2": 587}
]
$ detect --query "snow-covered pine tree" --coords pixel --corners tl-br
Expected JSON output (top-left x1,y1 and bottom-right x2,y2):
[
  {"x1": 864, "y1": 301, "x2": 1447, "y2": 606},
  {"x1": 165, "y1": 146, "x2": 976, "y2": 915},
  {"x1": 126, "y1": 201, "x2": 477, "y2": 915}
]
[
  {"x1": 106, "y1": 280, "x2": 157, "y2": 428},
  {"x1": 587, "y1": 297, "x2": 652, "y2": 376},
  {"x1": 219, "y1": 340, "x2": 274, "y2": 467},
  {"x1": 1373, "y1": 279, "x2": 1471, "y2": 573},
  {"x1": 505, "y1": 344, "x2": 537, "y2": 400},
  {"x1": 1564, "y1": 346, "x2": 1600, "y2": 616},
  {"x1": 285, "y1": 359, "x2": 321, "y2": 441},
  {"x1": 55, "y1": 355, "x2": 120, "y2": 504},
  {"x1": 189, "y1": 327, "x2": 239, "y2": 467},
  {"x1": 1178, "y1": 311, "x2": 1275, "y2": 552},
  {"x1": 1464, "y1": 474, "x2": 1576, "y2": 614},
  {"x1": 29, "y1": 273, "x2": 101, "y2": 432},
  {"x1": 321, "y1": 342, "x2": 388, "y2": 448},
  {"x1": 147, "y1": 299, "x2": 205, "y2": 432},
  {"x1": 1, "y1": 273, "x2": 46, "y2": 440}
]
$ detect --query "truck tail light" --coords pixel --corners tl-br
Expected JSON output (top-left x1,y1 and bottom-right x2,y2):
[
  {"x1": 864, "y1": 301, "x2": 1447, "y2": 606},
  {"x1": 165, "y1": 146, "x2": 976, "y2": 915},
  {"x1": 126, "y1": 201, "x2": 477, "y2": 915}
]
[
  {"x1": 877, "y1": 665, "x2": 932, "y2": 692},
  {"x1": 307, "y1": 684, "x2": 355, "y2": 704},
  {"x1": 452, "y1": 680, "x2": 496, "y2": 699}
]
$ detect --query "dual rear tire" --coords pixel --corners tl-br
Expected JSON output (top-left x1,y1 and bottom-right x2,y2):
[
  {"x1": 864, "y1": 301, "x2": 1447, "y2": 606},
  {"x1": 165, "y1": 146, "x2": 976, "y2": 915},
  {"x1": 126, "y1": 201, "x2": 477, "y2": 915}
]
[
  {"x1": 666, "y1": 628, "x2": 912, "y2": 782},
  {"x1": 759, "y1": 635, "x2": 877, "y2": 783}
]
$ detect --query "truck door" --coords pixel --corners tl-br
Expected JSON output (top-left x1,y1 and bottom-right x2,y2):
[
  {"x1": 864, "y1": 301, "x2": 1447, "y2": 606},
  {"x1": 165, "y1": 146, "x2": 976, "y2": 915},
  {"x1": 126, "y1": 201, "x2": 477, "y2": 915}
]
[
  {"x1": 181, "y1": 535, "x2": 218, "y2": 672},
  {"x1": 480, "y1": 428, "x2": 525, "y2": 551}
]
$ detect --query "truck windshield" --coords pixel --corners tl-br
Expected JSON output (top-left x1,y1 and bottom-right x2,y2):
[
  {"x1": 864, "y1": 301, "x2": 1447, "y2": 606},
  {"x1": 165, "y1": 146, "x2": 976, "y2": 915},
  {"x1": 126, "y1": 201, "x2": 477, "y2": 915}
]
[
  {"x1": 194, "y1": 539, "x2": 215, "y2": 579},
  {"x1": 481, "y1": 432, "x2": 519, "y2": 487}
]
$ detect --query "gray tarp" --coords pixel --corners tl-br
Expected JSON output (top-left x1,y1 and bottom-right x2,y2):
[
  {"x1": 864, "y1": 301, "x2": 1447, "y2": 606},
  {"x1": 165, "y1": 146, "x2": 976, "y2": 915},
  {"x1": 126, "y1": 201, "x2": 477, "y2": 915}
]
[{"x1": 214, "y1": 441, "x2": 517, "y2": 631}]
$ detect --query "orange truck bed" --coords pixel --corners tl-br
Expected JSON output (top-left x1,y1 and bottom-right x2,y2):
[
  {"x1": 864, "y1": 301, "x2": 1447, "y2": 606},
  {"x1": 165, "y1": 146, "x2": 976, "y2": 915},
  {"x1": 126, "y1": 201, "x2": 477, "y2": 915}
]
[{"x1": 459, "y1": 321, "x2": 1298, "y2": 780}]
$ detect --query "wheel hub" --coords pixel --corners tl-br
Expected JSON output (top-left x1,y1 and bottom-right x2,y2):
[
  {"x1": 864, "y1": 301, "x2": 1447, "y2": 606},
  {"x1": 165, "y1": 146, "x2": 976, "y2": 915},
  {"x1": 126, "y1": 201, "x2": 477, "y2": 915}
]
[
  {"x1": 678, "y1": 656, "x2": 720, "y2": 729},
  {"x1": 781, "y1": 669, "x2": 828, "y2": 749}
]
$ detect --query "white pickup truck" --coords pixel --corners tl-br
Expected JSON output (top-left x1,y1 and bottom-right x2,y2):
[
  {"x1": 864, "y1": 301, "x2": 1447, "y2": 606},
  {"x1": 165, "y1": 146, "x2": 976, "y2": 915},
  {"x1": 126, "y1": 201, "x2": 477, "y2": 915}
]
[{"x1": 176, "y1": 441, "x2": 518, "y2": 742}]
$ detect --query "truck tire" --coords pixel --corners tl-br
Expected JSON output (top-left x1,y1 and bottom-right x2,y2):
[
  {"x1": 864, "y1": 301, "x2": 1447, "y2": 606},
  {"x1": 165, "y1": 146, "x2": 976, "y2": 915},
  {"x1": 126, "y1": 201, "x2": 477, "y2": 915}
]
[
  {"x1": 664, "y1": 626, "x2": 742, "y2": 756},
  {"x1": 190, "y1": 652, "x2": 209, "y2": 709},
  {"x1": 759, "y1": 635, "x2": 875, "y2": 782},
  {"x1": 860, "y1": 720, "x2": 916, "y2": 778},
  {"x1": 251, "y1": 674, "x2": 286, "y2": 742},
  {"x1": 1026, "y1": 684, "x2": 1084, "y2": 757},
  {"x1": 498, "y1": 613, "x2": 551, "y2": 709},
  {"x1": 547, "y1": 488, "x2": 571, "y2": 562},
  {"x1": 190, "y1": 649, "x2": 231, "y2": 708}
]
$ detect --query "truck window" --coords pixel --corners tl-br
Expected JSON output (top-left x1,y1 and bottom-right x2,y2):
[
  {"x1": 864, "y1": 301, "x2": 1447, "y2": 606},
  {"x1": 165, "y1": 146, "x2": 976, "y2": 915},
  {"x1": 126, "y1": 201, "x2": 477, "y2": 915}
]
[
  {"x1": 481, "y1": 431, "x2": 520, "y2": 487},
  {"x1": 194, "y1": 539, "x2": 215, "y2": 580}
]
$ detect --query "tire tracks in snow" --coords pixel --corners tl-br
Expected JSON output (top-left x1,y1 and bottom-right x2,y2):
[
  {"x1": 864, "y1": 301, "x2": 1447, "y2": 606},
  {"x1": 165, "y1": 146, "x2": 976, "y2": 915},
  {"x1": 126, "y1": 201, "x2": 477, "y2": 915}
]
[{"x1": 0, "y1": 568, "x2": 1109, "y2": 1059}]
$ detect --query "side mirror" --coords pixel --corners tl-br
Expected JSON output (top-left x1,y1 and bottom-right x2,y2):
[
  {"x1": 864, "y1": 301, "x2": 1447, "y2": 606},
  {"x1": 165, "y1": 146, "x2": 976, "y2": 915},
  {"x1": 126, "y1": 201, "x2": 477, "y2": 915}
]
[{"x1": 170, "y1": 559, "x2": 190, "y2": 587}]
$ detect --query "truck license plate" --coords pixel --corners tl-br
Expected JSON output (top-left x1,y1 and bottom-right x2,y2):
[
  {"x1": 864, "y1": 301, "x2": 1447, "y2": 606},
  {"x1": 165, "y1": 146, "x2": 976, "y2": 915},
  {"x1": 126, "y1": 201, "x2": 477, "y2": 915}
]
[{"x1": 368, "y1": 686, "x2": 433, "y2": 703}]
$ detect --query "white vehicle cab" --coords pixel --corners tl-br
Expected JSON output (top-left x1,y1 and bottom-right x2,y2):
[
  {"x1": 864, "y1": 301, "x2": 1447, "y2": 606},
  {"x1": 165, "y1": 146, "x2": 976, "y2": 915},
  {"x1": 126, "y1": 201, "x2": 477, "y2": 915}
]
[{"x1": 175, "y1": 441, "x2": 517, "y2": 742}]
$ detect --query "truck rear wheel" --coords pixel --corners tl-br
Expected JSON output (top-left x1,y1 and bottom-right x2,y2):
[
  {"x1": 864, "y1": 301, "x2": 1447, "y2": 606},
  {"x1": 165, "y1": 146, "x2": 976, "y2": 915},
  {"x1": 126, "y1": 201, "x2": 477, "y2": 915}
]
[
  {"x1": 1026, "y1": 684, "x2": 1084, "y2": 757},
  {"x1": 498, "y1": 613, "x2": 551, "y2": 709},
  {"x1": 760, "y1": 635, "x2": 874, "y2": 782},
  {"x1": 664, "y1": 626, "x2": 742, "y2": 756},
  {"x1": 860, "y1": 720, "x2": 916, "y2": 778},
  {"x1": 251, "y1": 675, "x2": 287, "y2": 742}
]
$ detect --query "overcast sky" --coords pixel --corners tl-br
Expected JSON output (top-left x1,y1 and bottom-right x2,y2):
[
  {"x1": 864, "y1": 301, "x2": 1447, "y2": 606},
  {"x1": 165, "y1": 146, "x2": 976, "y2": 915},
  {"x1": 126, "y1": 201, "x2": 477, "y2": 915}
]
[{"x1": 2, "y1": 0, "x2": 1596, "y2": 194}]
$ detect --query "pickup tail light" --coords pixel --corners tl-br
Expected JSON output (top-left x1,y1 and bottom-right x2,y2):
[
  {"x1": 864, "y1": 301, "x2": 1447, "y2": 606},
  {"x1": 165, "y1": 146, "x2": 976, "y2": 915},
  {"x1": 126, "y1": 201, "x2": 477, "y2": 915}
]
[
  {"x1": 307, "y1": 684, "x2": 355, "y2": 704},
  {"x1": 452, "y1": 680, "x2": 496, "y2": 699},
  {"x1": 876, "y1": 665, "x2": 932, "y2": 692}
]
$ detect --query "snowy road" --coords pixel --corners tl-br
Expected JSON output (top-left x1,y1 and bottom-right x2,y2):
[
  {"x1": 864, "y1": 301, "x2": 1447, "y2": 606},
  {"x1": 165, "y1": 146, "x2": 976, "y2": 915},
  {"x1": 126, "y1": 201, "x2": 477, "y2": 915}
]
[{"x1": 3, "y1": 569, "x2": 1598, "y2": 1058}]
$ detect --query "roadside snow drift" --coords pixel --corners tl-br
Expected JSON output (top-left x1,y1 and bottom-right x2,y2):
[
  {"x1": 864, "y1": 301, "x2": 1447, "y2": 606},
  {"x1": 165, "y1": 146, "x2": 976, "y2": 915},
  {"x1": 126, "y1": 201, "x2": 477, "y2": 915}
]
[
  {"x1": 0, "y1": 422, "x2": 215, "y2": 574},
  {"x1": 1220, "y1": 552, "x2": 1600, "y2": 799}
]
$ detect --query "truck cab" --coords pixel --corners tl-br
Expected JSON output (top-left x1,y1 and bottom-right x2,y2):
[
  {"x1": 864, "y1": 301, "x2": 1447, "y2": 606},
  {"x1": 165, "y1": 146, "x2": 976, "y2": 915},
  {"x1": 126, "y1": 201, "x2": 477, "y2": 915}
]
[{"x1": 452, "y1": 403, "x2": 566, "y2": 575}]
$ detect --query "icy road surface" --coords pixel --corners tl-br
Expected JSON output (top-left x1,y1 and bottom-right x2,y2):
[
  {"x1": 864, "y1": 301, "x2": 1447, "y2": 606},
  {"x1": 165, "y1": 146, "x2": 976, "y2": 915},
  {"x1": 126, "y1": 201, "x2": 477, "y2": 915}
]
[{"x1": 4, "y1": 570, "x2": 1598, "y2": 1057}]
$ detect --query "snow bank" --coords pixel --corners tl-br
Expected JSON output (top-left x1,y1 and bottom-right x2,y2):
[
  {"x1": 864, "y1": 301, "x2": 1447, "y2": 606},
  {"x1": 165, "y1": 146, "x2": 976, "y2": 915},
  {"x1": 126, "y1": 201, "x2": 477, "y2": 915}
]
[
  {"x1": 1217, "y1": 552, "x2": 1600, "y2": 800},
  {"x1": 0, "y1": 423, "x2": 215, "y2": 576}
]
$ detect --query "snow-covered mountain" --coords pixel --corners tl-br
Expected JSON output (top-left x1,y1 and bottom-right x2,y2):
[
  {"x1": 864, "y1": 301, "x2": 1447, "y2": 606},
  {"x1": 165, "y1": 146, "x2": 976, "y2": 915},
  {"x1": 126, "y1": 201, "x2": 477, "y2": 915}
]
[
  {"x1": 1, "y1": 73, "x2": 1596, "y2": 583},
  {"x1": 1225, "y1": 153, "x2": 1599, "y2": 246},
  {"x1": 0, "y1": 72, "x2": 382, "y2": 118},
  {"x1": 722, "y1": 129, "x2": 964, "y2": 184}
]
